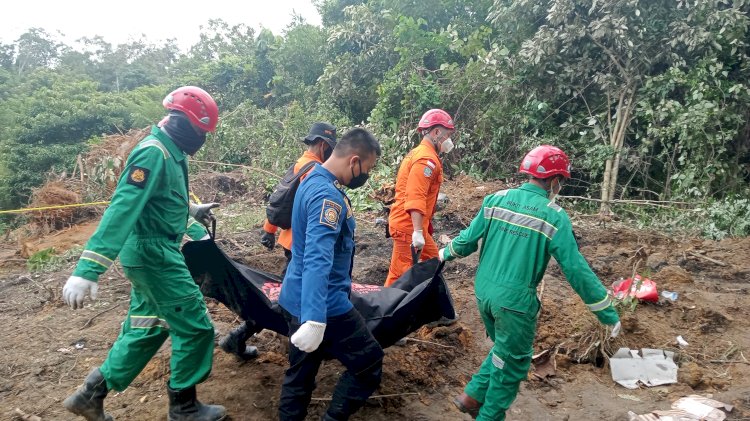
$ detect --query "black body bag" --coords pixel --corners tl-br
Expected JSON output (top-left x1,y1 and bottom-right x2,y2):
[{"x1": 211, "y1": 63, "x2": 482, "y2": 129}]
[{"x1": 182, "y1": 239, "x2": 455, "y2": 349}]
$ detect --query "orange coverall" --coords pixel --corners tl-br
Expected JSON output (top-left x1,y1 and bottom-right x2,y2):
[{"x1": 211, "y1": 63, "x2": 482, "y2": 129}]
[
  {"x1": 263, "y1": 150, "x2": 322, "y2": 251},
  {"x1": 385, "y1": 138, "x2": 443, "y2": 286}
]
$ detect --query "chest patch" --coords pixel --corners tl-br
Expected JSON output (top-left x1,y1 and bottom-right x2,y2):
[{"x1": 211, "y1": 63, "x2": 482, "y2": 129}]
[
  {"x1": 126, "y1": 166, "x2": 150, "y2": 189},
  {"x1": 320, "y1": 199, "x2": 342, "y2": 229}
]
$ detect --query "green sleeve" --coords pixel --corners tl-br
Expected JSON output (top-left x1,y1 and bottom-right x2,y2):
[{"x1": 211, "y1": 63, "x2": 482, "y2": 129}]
[
  {"x1": 185, "y1": 217, "x2": 208, "y2": 240},
  {"x1": 549, "y1": 215, "x2": 619, "y2": 325},
  {"x1": 72, "y1": 146, "x2": 165, "y2": 282},
  {"x1": 443, "y1": 195, "x2": 489, "y2": 262}
]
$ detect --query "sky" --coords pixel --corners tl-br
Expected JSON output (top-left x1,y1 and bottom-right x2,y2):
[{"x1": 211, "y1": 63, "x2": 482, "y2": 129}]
[{"x1": 0, "y1": 0, "x2": 322, "y2": 51}]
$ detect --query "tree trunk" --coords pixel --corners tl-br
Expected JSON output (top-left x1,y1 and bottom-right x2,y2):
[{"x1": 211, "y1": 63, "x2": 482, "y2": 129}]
[{"x1": 600, "y1": 88, "x2": 636, "y2": 215}]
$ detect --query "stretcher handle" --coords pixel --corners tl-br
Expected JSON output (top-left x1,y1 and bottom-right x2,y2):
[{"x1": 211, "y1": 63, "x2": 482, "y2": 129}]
[{"x1": 410, "y1": 245, "x2": 422, "y2": 265}]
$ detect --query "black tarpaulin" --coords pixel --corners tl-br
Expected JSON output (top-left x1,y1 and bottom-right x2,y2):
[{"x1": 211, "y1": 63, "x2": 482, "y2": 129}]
[{"x1": 182, "y1": 239, "x2": 455, "y2": 348}]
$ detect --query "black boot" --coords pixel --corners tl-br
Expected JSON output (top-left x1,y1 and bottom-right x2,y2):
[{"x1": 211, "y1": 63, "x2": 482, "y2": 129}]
[
  {"x1": 62, "y1": 367, "x2": 114, "y2": 421},
  {"x1": 167, "y1": 383, "x2": 227, "y2": 421},
  {"x1": 219, "y1": 322, "x2": 259, "y2": 360}
]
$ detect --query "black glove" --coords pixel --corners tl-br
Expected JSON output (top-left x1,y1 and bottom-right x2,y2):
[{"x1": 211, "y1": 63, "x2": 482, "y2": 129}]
[{"x1": 260, "y1": 231, "x2": 276, "y2": 250}]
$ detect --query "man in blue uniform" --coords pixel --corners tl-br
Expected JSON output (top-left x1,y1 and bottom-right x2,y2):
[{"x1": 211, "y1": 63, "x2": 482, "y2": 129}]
[{"x1": 277, "y1": 128, "x2": 382, "y2": 421}]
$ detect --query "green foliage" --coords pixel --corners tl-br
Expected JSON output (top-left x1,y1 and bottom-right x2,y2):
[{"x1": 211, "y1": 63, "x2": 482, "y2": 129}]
[
  {"x1": 26, "y1": 247, "x2": 64, "y2": 272},
  {"x1": 700, "y1": 195, "x2": 750, "y2": 240},
  {"x1": 0, "y1": 4, "x2": 749, "y2": 239}
]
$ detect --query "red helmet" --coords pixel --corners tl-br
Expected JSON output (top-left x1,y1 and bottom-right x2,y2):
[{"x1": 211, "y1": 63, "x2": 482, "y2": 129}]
[
  {"x1": 417, "y1": 109, "x2": 455, "y2": 130},
  {"x1": 163, "y1": 86, "x2": 219, "y2": 132},
  {"x1": 519, "y1": 145, "x2": 571, "y2": 179}
]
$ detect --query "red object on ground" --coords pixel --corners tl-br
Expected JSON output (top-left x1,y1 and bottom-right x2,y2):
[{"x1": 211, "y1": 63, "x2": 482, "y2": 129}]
[{"x1": 612, "y1": 275, "x2": 659, "y2": 303}]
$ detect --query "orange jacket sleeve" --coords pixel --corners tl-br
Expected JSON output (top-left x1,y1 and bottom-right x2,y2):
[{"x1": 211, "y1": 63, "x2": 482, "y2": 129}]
[{"x1": 404, "y1": 157, "x2": 437, "y2": 216}]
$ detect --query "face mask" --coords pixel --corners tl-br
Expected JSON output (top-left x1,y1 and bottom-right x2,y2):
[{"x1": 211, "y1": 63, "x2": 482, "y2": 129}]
[
  {"x1": 346, "y1": 160, "x2": 369, "y2": 189},
  {"x1": 162, "y1": 111, "x2": 207, "y2": 155},
  {"x1": 548, "y1": 178, "x2": 563, "y2": 203},
  {"x1": 440, "y1": 138, "x2": 454, "y2": 154}
]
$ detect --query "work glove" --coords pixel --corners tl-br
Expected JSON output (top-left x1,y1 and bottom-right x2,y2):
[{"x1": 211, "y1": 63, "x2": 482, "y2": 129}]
[
  {"x1": 412, "y1": 229, "x2": 425, "y2": 250},
  {"x1": 608, "y1": 321, "x2": 622, "y2": 339},
  {"x1": 62, "y1": 276, "x2": 99, "y2": 310},
  {"x1": 438, "y1": 248, "x2": 445, "y2": 262},
  {"x1": 260, "y1": 230, "x2": 276, "y2": 250},
  {"x1": 290, "y1": 321, "x2": 326, "y2": 353},
  {"x1": 189, "y1": 202, "x2": 219, "y2": 226}
]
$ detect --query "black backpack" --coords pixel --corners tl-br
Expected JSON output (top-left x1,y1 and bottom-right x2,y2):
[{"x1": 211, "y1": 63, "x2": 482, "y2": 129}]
[{"x1": 266, "y1": 161, "x2": 317, "y2": 229}]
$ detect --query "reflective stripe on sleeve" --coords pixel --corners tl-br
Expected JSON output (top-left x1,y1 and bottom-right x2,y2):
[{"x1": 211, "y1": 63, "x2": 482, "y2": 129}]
[
  {"x1": 586, "y1": 296, "x2": 613, "y2": 312},
  {"x1": 139, "y1": 139, "x2": 170, "y2": 159},
  {"x1": 448, "y1": 240, "x2": 466, "y2": 258},
  {"x1": 130, "y1": 316, "x2": 170, "y2": 329},
  {"x1": 483, "y1": 207, "x2": 558, "y2": 240},
  {"x1": 80, "y1": 250, "x2": 113, "y2": 269}
]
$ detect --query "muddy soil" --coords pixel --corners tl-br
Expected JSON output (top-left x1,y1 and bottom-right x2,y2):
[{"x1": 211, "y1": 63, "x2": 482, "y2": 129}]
[{"x1": 1, "y1": 177, "x2": 749, "y2": 421}]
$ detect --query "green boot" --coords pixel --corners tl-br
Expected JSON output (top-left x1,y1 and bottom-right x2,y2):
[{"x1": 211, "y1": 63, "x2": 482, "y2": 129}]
[
  {"x1": 63, "y1": 367, "x2": 114, "y2": 421},
  {"x1": 167, "y1": 383, "x2": 226, "y2": 421}
]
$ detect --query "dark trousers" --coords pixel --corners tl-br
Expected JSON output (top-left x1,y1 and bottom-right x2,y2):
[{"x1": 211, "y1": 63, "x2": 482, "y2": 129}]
[
  {"x1": 280, "y1": 248, "x2": 293, "y2": 280},
  {"x1": 278, "y1": 308, "x2": 384, "y2": 421}
]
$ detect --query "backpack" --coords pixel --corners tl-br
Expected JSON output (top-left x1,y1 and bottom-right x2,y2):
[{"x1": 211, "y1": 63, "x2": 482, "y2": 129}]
[{"x1": 266, "y1": 161, "x2": 317, "y2": 229}]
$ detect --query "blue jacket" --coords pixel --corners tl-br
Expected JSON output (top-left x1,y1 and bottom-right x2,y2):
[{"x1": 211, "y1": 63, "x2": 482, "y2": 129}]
[{"x1": 278, "y1": 165, "x2": 355, "y2": 323}]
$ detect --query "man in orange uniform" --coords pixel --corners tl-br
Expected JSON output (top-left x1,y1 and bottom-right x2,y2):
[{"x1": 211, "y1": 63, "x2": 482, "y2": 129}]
[
  {"x1": 385, "y1": 109, "x2": 455, "y2": 287},
  {"x1": 221, "y1": 123, "x2": 338, "y2": 361},
  {"x1": 260, "y1": 122, "x2": 337, "y2": 276}
]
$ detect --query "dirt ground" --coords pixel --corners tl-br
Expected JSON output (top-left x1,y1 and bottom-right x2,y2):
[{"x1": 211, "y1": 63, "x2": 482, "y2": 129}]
[{"x1": 1, "y1": 176, "x2": 749, "y2": 421}]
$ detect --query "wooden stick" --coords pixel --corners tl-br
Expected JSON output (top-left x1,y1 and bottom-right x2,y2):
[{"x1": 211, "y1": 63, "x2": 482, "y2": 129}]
[
  {"x1": 708, "y1": 360, "x2": 750, "y2": 365},
  {"x1": 80, "y1": 302, "x2": 123, "y2": 330},
  {"x1": 311, "y1": 392, "x2": 419, "y2": 401},
  {"x1": 404, "y1": 338, "x2": 455, "y2": 349},
  {"x1": 688, "y1": 251, "x2": 728, "y2": 267},
  {"x1": 14, "y1": 408, "x2": 42, "y2": 421}
]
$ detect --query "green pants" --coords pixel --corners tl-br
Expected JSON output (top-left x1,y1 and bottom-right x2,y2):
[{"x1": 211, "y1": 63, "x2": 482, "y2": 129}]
[
  {"x1": 465, "y1": 292, "x2": 538, "y2": 421},
  {"x1": 99, "y1": 238, "x2": 215, "y2": 391}
]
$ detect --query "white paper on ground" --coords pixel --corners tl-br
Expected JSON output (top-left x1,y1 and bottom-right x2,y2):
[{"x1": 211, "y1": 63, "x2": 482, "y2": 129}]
[{"x1": 610, "y1": 347, "x2": 678, "y2": 389}]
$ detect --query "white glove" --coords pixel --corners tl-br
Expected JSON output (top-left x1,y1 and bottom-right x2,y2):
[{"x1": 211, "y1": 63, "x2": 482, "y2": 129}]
[
  {"x1": 290, "y1": 321, "x2": 326, "y2": 353},
  {"x1": 62, "y1": 276, "x2": 99, "y2": 310},
  {"x1": 189, "y1": 202, "x2": 219, "y2": 226},
  {"x1": 609, "y1": 321, "x2": 622, "y2": 338},
  {"x1": 412, "y1": 229, "x2": 425, "y2": 249},
  {"x1": 438, "y1": 248, "x2": 445, "y2": 262}
]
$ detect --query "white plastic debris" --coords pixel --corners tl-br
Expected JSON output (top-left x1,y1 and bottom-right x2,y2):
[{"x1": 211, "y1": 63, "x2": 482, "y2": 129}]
[
  {"x1": 610, "y1": 348, "x2": 678, "y2": 389},
  {"x1": 676, "y1": 336, "x2": 689, "y2": 348},
  {"x1": 629, "y1": 394, "x2": 733, "y2": 420}
]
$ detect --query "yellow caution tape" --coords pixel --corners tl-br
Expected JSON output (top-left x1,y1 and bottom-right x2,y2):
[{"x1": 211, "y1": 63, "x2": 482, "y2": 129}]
[{"x1": 0, "y1": 201, "x2": 111, "y2": 214}]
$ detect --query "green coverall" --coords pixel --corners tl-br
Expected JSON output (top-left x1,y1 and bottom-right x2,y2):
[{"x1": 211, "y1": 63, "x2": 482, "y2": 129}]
[
  {"x1": 443, "y1": 183, "x2": 619, "y2": 420},
  {"x1": 73, "y1": 126, "x2": 215, "y2": 392}
]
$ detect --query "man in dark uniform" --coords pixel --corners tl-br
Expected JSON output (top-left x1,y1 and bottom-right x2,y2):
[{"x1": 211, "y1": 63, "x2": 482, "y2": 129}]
[{"x1": 277, "y1": 128, "x2": 382, "y2": 421}]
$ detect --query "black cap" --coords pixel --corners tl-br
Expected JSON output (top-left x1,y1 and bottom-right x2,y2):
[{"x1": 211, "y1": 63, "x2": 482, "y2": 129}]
[{"x1": 303, "y1": 122, "x2": 337, "y2": 148}]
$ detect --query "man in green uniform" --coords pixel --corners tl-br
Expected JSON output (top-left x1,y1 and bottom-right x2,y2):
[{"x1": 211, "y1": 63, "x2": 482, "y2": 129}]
[
  {"x1": 440, "y1": 145, "x2": 621, "y2": 420},
  {"x1": 61, "y1": 86, "x2": 227, "y2": 421}
]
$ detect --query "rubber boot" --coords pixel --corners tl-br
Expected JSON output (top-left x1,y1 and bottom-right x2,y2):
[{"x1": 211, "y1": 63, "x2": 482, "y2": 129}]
[
  {"x1": 453, "y1": 392, "x2": 481, "y2": 419},
  {"x1": 62, "y1": 367, "x2": 114, "y2": 421},
  {"x1": 219, "y1": 322, "x2": 259, "y2": 360},
  {"x1": 167, "y1": 383, "x2": 227, "y2": 421}
]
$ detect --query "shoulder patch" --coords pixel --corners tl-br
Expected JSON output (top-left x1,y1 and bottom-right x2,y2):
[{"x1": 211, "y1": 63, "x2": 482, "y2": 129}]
[
  {"x1": 126, "y1": 166, "x2": 151, "y2": 189},
  {"x1": 426, "y1": 159, "x2": 437, "y2": 169},
  {"x1": 423, "y1": 166, "x2": 433, "y2": 178},
  {"x1": 319, "y1": 199, "x2": 342, "y2": 229}
]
